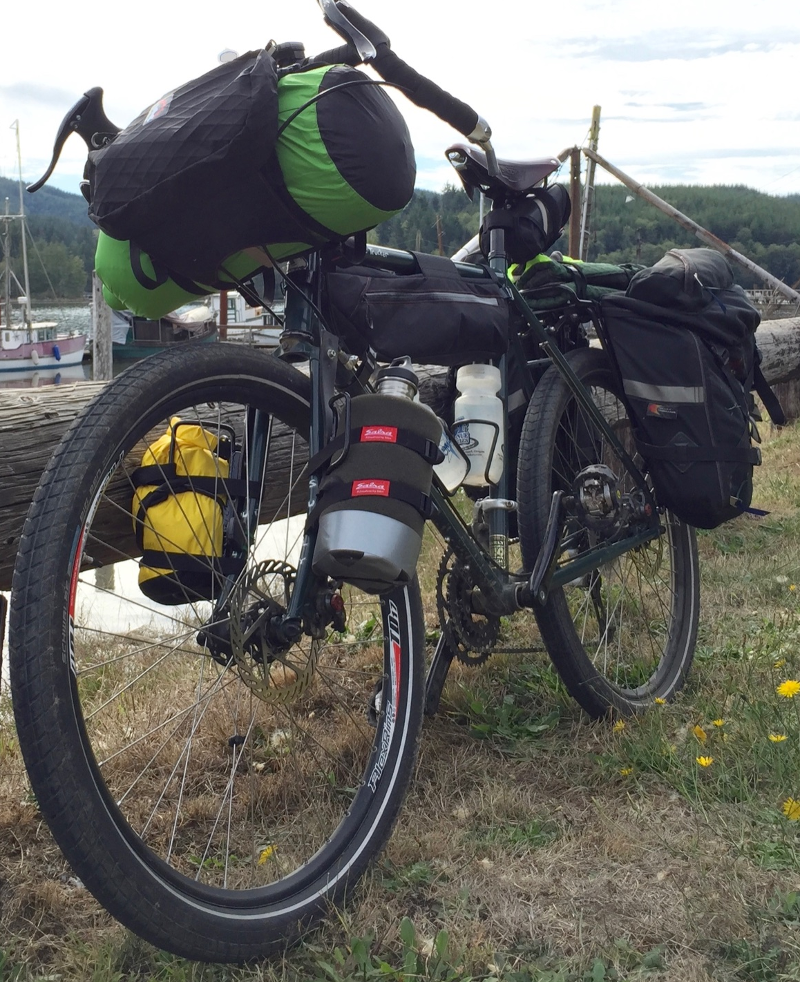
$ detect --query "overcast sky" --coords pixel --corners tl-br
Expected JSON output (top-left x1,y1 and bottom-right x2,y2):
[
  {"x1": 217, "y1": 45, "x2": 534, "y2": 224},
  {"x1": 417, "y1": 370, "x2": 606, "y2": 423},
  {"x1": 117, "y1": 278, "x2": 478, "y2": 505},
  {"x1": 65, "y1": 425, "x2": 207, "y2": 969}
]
[{"x1": 2, "y1": 0, "x2": 799, "y2": 204}]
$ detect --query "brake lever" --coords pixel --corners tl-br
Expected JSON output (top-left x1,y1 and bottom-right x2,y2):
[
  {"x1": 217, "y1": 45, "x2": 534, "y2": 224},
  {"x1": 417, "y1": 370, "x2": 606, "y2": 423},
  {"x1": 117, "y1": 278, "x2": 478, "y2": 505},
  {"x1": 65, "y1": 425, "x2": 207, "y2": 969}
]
[
  {"x1": 28, "y1": 87, "x2": 120, "y2": 193},
  {"x1": 317, "y1": 0, "x2": 377, "y2": 62}
]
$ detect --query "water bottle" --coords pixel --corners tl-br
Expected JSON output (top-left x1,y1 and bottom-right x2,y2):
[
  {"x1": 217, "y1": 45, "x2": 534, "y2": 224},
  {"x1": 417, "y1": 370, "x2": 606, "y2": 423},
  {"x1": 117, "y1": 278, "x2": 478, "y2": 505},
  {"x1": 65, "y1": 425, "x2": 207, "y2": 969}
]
[{"x1": 452, "y1": 364, "x2": 504, "y2": 486}]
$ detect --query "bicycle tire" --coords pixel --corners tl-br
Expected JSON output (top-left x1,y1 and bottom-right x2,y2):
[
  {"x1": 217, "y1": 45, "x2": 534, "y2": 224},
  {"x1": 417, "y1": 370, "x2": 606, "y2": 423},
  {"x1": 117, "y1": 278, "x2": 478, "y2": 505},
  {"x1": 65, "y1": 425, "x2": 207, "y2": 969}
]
[
  {"x1": 517, "y1": 347, "x2": 699, "y2": 717},
  {"x1": 10, "y1": 343, "x2": 424, "y2": 961}
]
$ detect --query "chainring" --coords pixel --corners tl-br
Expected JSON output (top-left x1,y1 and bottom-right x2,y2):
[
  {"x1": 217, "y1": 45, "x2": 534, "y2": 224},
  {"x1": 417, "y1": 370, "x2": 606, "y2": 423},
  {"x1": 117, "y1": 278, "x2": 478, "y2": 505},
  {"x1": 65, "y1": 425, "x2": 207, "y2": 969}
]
[
  {"x1": 436, "y1": 547, "x2": 500, "y2": 666},
  {"x1": 228, "y1": 559, "x2": 320, "y2": 703}
]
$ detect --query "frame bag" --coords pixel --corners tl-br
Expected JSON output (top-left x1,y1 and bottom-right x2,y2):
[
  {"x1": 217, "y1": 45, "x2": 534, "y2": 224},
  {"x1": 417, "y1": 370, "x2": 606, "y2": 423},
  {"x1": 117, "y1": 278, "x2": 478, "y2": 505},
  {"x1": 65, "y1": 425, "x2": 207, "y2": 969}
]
[
  {"x1": 601, "y1": 249, "x2": 784, "y2": 529},
  {"x1": 326, "y1": 252, "x2": 510, "y2": 365}
]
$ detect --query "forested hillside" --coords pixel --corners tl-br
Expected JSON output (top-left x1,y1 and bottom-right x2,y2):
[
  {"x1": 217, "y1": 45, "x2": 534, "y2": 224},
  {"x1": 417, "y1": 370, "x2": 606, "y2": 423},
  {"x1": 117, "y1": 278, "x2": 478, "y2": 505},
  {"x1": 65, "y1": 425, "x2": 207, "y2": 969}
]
[
  {"x1": 374, "y1": 183, "x2": 800, "y2": 289},
  {"x1": 1, "y1": 174, "x2": 799, "y2": 299},
  {"x1": 0, "y1": 176, "x2": 95, "y2": 298}
]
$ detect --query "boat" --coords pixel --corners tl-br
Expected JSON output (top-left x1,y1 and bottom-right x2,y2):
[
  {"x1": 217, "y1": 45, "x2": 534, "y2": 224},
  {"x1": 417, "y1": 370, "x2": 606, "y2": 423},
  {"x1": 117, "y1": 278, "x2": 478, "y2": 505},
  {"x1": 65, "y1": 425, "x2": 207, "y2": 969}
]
[
  {"x1": 211, "y1": 287, "x2": 284, "y2": 349},
  {"x1": 111, "y1": 303, "x2": 217, "y2": 362},
  {"x1": 0, "y1": 123, "x2": 88, "y2": 375}
]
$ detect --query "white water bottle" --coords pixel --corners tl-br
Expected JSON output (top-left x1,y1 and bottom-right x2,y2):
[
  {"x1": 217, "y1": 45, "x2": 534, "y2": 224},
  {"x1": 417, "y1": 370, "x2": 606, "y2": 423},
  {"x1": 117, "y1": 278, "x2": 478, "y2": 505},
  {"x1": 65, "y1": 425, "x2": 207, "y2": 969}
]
[{"x1": 452, "y1": 364, "x2": 504, "y2": 486}]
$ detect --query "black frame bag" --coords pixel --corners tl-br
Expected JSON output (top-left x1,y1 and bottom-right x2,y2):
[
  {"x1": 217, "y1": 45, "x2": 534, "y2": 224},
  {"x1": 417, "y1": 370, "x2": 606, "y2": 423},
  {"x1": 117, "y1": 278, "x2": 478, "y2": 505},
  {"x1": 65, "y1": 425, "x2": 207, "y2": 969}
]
[{"x1": 325, "y1": 252, "x2": 509, "y2": 365}]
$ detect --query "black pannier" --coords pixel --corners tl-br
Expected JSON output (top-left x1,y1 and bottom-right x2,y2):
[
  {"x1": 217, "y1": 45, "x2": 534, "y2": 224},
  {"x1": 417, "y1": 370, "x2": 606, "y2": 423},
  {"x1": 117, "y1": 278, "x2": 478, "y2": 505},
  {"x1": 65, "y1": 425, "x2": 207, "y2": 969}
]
[
  {"x1": 601, "y1": 249, "x2": 783, "y2": 530},
  {"x1": 325, "y1": 252, "x2": 510, "y2": 365}
]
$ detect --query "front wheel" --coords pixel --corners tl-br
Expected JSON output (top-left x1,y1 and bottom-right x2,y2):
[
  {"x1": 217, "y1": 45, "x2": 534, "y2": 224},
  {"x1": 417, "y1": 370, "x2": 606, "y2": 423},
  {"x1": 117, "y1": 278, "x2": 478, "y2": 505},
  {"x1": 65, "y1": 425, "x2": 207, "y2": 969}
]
[
  {"x1": 517, "y1": 347, "x2": 700, "y2": 717},
  {"x1": 10, "y1": 344, "x2": 424, "y2": 961}
]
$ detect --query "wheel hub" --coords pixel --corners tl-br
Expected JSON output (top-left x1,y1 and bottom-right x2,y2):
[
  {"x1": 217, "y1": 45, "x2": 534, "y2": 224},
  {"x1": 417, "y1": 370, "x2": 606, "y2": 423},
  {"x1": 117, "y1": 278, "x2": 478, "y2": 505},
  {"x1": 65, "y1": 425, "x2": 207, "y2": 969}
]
[{"x1": 227, "y1": 560, "x2": 321, "y2": 703}]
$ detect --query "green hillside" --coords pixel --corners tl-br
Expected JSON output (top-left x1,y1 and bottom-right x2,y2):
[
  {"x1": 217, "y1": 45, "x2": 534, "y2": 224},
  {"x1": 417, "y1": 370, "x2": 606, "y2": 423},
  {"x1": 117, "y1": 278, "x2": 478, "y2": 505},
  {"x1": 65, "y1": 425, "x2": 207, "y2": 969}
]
[
  {"x1": 2, "y1": 174, "x2": 799, "y2": 300},
  {"x1": 0, "y1": 176, "x2": 95, "y2": 298},
  {"x1": 374, "y1": 183, "x2": 800, "y2": 289}
]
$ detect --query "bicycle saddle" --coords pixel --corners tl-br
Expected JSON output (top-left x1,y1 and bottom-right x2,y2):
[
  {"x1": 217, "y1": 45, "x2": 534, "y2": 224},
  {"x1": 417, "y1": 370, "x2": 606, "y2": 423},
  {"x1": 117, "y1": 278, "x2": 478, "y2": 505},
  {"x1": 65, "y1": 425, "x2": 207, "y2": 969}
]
[{"x1": 446, "y1": 143, "x2": 560, "y2": 199}]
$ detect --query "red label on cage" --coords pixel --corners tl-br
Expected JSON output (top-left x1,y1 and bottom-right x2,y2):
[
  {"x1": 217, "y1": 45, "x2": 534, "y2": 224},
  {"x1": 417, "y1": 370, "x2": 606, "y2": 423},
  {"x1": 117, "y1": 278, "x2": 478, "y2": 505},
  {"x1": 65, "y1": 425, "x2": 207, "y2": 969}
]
[
  {"x1": 361, "y1": 426, "x2": 398, "y2": 443},
  {"x1": 352, "y1": 479, "x2": 390, "y2": 497}
]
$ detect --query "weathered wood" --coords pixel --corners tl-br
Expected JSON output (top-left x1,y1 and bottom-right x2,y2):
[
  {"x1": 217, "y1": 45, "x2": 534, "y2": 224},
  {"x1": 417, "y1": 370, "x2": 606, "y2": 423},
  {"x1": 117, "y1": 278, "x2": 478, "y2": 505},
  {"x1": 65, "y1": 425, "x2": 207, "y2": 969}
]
[
  {"x1": 92, "y1": 272, "x2": 113, "y2": 381},
  {"x1": 1, "y1": 325, "x2": 799, "y2": 592}
]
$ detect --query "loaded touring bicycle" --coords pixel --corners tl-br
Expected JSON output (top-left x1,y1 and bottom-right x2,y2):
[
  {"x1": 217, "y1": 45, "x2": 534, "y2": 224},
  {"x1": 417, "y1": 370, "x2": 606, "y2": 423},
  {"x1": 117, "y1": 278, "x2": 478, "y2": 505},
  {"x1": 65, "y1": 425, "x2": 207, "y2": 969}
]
[{"x1": 10, "y1": 0, "x2": 774, "y2": 961}]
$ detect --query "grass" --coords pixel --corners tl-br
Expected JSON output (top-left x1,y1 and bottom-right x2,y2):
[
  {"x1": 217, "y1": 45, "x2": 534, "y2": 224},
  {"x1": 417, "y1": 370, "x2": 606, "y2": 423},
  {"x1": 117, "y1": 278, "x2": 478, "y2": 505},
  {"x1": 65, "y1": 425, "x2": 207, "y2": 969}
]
[{"x1": 5, "y1": 420, "x2": 800, "y2": 980}]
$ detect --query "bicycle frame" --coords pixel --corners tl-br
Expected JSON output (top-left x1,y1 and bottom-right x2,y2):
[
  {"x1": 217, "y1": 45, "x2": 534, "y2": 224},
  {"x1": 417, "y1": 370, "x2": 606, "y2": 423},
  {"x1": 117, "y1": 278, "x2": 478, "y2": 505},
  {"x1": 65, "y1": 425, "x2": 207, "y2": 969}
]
[{"x1": 211, "y1": 224, "x2": 665, "y2": 709}]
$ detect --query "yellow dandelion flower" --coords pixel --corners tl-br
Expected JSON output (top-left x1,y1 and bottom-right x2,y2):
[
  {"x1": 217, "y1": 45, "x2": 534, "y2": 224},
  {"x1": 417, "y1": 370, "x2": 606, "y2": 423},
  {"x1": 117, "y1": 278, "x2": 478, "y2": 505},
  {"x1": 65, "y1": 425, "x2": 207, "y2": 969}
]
[
  {"x1": 257, "y1": 845, "x2": 276, "y2": 865},
  {"x1": 775, "y1": 659, "x2": 787, "y2": 669},
  {"x1": 777, "y1": 679, "x2": 800, "y2": 698},
  {"x1": 620, "y1": 767, "x2": 633, "y2": 776},
  {"x1": 692, "y1": 724, "x2": 708, "y2": 743},
  {"x1": 654, "y1": 697, "x2": 666, "y2": 705},
  {"x1": 769, "y1": 734, "x2": 788, "y2": 743},
  {"x1": 791, "y1": 584, "x2": 797, "y2": 593},
  {"x1": 782, "y1": 798, "x2": 800, "y2": 821},
  {"x1": 613, "y1": 719, "x2": 625, "y2": 733},
  {"x1": 712, "y1": 719, "x2": 725, "y2": 727},
  {"x1": 696, "y1": 756, "x2": 714, "y2": 767}
]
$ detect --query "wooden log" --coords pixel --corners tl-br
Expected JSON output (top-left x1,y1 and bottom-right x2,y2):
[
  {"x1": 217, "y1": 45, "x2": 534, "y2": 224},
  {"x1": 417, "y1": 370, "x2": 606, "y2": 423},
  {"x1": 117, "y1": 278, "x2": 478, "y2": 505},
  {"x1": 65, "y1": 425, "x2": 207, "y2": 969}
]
[{"x1": 1, "y1": 323, "x2": 798, "y2": 592}]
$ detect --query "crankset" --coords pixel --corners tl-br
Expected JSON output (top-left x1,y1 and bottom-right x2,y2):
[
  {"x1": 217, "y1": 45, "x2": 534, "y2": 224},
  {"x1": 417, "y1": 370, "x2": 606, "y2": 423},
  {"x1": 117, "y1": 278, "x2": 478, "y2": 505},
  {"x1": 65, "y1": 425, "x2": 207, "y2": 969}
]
[{"x1": 436, "y1": 546, "x2": 500, "y2": 666}]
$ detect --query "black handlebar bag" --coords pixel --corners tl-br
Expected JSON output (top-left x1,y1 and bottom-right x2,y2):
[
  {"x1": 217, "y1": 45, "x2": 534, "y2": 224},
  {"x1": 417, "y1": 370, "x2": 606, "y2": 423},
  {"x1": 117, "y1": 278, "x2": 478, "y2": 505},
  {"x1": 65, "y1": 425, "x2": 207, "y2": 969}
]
[
  {"x1": 86, "y1": 54, "x2": 416, "y2": 286},
  {"x1": 86, "y1": 50, "x2": 284, "y2": 284}
]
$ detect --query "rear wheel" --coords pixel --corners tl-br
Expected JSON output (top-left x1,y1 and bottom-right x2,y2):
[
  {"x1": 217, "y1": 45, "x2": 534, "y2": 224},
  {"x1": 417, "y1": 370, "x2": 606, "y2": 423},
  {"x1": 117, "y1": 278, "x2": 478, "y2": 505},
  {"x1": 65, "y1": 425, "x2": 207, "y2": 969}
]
[
  {"x1": 517, "y1": 347, "x2": 699, "y2": 717},
  {"x1": 10, "y1": 344, "x2": 424, "y2": 961}
]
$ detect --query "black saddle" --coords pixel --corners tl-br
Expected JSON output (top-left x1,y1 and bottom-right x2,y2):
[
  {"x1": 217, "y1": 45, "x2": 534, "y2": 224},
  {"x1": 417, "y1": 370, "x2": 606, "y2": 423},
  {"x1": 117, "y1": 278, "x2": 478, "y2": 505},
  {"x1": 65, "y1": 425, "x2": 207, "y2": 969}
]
[{"x1": 447, "y1": 143, "x2": 560, "y2": 199}]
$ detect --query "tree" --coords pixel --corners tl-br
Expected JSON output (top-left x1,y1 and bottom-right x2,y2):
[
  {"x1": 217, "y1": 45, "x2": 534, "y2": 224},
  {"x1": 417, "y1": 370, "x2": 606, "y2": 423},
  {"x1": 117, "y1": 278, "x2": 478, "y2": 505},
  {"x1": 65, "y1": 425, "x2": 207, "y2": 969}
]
[{"x1": 26, "y1": 240, "x2": 87, "y2": 298}]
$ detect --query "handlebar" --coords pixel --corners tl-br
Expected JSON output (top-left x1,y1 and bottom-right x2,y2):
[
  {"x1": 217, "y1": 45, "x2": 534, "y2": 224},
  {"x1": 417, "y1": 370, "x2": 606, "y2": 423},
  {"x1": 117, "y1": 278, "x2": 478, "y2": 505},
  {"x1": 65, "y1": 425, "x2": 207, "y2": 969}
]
[
  {"x1": 30, "y1": 0, "x2": 496, "y2": 195},
  {"x1": 313, "y1": 0, "x2": 495, "y2": 165}
]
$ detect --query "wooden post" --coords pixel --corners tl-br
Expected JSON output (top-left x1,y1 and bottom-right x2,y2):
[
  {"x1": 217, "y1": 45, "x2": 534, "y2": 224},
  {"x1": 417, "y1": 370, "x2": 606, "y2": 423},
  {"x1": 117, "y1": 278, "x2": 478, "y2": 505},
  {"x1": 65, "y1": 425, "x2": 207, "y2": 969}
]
[
  {"x1": 569, "y1": 147, "x2": 582, "y2": 259},
  {"x1": 579, "y1": 106, "x2": 602, "y2": 261},
  {"x1": 92, "y1": 272, "x2": 114, "y2": 380},
  {"x1": 583, "y1": 147, "x2": 800, "y2": 305},
  {"x1": 219, "y1": 289, "x2": 228, "y2": 341}
]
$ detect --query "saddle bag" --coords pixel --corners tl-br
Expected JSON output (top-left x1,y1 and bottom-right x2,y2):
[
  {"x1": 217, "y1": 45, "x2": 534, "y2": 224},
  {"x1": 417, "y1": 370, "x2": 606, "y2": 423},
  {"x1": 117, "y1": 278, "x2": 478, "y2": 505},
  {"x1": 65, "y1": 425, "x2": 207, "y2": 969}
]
[
  {"x1": 309, "y1": 365, "x2": 444, "y2": 593},
  {"x1": 601, "y1": 249, "x2": 784, "y2": 529},
  {"x1": 131, "y1": 419, "x2": 243, "y2": 604},
  {"x1": 325, "y1": 252, "x2": 510, "y2": 365},
  {"x1": 90, "y1": 59, "x2": 415, "y2": 317},
  {"x1": 479, "y1": 184, "x2": 571, "y2": 266}
]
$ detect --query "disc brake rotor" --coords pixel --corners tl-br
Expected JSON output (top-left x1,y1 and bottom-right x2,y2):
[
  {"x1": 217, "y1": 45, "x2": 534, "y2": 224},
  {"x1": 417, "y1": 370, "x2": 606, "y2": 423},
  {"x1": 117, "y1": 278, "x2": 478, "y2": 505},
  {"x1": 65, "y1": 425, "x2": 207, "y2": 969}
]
[{"x1": 228, "y1": 559, "x2": 319, "y2": 703}]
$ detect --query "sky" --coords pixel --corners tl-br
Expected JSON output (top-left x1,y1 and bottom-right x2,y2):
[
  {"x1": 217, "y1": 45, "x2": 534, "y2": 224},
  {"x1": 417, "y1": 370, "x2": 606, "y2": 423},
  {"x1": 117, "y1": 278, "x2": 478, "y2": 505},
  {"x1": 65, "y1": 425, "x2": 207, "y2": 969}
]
[{"x1": 1, "y1": 0, "x2": 799, "y2": 205}]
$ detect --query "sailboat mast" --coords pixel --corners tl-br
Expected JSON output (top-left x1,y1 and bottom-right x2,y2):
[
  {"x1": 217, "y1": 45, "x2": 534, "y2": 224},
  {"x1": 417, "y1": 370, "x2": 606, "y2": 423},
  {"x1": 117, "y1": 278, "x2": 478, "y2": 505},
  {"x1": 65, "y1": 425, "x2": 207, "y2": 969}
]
[
  {"x1": 3, "y1": 198, "x2": 10, "y2": 329},
  {"x1": 12, "y1": 120, "x2": 33, "y2": 328}
]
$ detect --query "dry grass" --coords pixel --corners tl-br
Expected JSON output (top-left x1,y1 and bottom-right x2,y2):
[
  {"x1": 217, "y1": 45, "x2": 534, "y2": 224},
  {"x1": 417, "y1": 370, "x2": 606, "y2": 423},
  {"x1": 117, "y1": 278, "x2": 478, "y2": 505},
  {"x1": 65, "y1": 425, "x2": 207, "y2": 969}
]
[{"x1": 3, "y1": 422, "x2": 800, "y2": 980}]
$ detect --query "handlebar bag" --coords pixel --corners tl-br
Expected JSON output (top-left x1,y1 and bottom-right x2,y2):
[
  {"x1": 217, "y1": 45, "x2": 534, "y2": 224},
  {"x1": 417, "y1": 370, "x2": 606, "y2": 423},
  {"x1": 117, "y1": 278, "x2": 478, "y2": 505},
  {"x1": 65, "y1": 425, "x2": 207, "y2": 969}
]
[
  {"x1": 325, "y1": 252, "x2": 510, "y2": 365},
  {"x1": 88, "y1": 57, "x2": 415, "y2": 299},
  {"x1": 600, "y1": 289, "x2": 764, "y2": 529}
]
